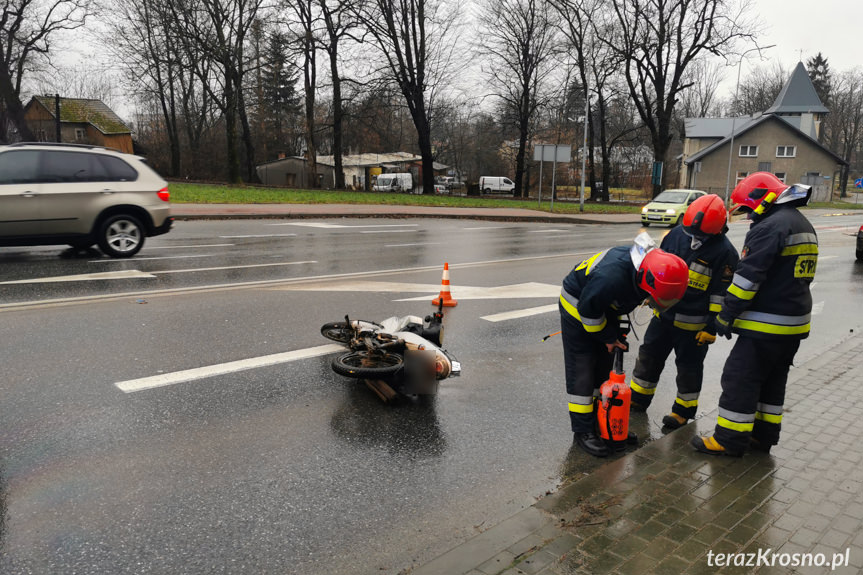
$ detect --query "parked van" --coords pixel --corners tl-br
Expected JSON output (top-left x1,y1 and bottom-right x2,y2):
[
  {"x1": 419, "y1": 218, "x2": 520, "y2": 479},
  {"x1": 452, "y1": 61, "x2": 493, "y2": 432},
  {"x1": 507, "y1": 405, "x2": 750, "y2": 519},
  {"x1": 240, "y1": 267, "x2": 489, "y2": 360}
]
[
  {"x1": 373, "y1": 173, "x2": 413, "y2": 192},
  {"x1": 479, "y1": 176, "x2": 515, "y2": 194}
]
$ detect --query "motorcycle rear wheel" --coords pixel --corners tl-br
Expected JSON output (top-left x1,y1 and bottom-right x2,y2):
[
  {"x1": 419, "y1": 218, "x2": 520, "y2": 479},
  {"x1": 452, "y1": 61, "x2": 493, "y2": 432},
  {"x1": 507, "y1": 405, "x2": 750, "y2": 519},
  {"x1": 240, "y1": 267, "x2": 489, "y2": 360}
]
[
  {"x1": 320, "y1": 320, "x2": 381, "y2": 343},
  {"x1": 332, "y1": 351, "x2": 403, "y2": 379}
]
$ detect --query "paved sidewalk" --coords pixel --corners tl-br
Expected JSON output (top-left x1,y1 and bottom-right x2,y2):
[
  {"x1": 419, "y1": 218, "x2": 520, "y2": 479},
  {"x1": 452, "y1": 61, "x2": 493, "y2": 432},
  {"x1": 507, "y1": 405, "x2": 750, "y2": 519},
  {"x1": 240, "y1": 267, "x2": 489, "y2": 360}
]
[
  {"x1": 411, "y1": 332, "x2": 863, "y2": 575},
  {"x1": 170, "y1": 202, "x2": 642, "y2": 225}
]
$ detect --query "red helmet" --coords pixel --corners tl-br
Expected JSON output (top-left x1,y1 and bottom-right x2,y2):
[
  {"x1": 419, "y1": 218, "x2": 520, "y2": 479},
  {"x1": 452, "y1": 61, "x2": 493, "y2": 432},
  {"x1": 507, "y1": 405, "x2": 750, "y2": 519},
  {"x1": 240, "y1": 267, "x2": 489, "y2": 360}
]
[
  {"x1": 637, "y1": 249, "x2": 689, "y2": 310},
  {"x1": 683, "y1": 194, "x2": 727, "y2": 237},
  {"x1": 730, "y1": 172, "x2": 788, "y2": 215}
]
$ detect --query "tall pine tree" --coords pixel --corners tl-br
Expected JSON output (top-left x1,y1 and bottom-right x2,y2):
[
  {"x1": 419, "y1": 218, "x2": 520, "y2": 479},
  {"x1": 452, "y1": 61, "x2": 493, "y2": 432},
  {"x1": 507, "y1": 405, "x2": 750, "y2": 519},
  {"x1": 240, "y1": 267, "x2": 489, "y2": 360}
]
[
  {"x1": 260, "y1": 32, "x2": 303, "y2": 159},
  {"x1": 807, "y1": 52, "x2": 831, "y2": 106}
]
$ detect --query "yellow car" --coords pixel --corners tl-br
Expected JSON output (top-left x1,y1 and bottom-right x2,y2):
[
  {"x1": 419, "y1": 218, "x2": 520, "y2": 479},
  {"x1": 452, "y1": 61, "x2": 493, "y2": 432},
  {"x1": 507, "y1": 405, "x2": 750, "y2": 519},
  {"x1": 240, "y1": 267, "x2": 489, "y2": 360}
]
[{"x1": 641, "y1": 189, "x2": 706, "y2": 227}]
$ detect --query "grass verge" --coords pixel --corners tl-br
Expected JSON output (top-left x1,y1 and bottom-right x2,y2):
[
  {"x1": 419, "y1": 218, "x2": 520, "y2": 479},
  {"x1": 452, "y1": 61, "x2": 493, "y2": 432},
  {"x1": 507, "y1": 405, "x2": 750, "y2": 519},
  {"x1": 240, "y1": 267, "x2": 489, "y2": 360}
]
[
  {"x1": 168, "y1": 182, "x2": 643, "y2": 214},
  {"x1": 169, "y1": 182, "x2": 863, "y2": 213}
]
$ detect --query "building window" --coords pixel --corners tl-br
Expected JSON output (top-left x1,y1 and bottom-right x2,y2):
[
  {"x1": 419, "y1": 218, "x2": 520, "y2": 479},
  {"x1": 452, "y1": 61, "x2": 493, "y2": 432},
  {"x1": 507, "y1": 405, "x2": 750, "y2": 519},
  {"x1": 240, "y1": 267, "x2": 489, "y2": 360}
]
[
  {"x1": 776, "y1": 145, "x2": 796, "y2": 158},
  {"x1": 774, "y1": 172, "x2": 786, "y2": 183},
  {"x1": 38, "y1": 129, "x2": 48, "y2": 142},
  {"x1": 739, "y1": 145, "x2": 758, "y2": 157},
  {"x1": 75, "y1": 128, "x2": 85, "y2": 142},
  {"x1": 736, "y1": 171, "x2": 748, "y2": 184}
]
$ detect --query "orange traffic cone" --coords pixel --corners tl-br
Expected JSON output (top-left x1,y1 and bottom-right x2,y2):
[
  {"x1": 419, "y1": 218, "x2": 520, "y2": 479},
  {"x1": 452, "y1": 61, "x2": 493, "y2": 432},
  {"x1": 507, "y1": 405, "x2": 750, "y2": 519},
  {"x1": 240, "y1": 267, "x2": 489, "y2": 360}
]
[{"x1": 432, "y1": 262, "x2": 458, "y2": 307}]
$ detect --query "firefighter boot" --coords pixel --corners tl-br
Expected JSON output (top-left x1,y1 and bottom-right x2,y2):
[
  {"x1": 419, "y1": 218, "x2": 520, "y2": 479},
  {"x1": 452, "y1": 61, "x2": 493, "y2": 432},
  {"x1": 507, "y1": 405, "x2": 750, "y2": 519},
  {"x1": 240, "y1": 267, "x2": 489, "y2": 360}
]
[
  {"x1": 661, "y1": 413, "x2": 688, "y2": 430},
  {"x1": 749, "y1": 437, "x2": 773, "y2": 454},
  {"x1": 574, "y1": 432, "x2": 610, "y2": 458},
  {"x1": 690, "y1": 435, "x2": 743, "y2": 457}
]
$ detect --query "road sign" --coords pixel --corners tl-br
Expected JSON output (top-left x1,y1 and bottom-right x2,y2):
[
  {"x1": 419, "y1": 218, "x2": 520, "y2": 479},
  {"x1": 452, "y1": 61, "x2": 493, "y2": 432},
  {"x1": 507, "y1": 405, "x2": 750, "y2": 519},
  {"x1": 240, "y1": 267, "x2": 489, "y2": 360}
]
[
  {"x1": 533, "y1": 144, "x2": 572, "y2": 163},
  {"x1": 651, "y1": 161, "x2": 663, "y2": 186}
]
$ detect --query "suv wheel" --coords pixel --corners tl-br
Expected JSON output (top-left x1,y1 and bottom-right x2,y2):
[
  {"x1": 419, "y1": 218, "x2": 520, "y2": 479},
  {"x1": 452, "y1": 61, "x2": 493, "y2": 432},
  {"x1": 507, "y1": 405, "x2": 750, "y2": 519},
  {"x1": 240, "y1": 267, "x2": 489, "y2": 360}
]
[{"x1": 98, "y1": 214, "x2": 145, "y2": 258}]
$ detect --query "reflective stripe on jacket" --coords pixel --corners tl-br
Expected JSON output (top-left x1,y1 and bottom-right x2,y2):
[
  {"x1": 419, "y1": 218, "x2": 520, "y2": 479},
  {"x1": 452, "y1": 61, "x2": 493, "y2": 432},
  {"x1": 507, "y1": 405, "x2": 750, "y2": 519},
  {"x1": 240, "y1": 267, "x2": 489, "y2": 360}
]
[
  {"x1": 656, "y1": 226, "x2": 739, "y2": 331},
  {"x1": 560, "y1": 246, "x2": 645, "y2": 344},
  {"x1": 719, "y1": 205, "x2": 816, "y2": 340}
]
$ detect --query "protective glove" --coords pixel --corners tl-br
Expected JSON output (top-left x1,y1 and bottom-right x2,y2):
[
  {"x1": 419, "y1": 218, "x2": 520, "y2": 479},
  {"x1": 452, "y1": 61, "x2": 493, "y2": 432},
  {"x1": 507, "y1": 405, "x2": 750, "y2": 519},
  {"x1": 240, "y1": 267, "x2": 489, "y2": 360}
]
[
  {"x1": 714, "y1": 316, "x2": 733, "y2": 340},
  {"x1": 605, "y1": 336, "x2": 629, "y2": 354},
  {"x1": 695, "y1": 331, "x2": 716, "y2": 346}
]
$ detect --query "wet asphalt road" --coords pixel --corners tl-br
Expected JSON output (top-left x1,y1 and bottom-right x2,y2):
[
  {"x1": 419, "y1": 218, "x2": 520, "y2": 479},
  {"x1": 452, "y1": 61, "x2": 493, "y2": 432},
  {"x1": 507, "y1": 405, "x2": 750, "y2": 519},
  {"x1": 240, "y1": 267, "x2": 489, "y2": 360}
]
[{"x1": 0, "y1": 214, "x2": 861, "y2": 574}]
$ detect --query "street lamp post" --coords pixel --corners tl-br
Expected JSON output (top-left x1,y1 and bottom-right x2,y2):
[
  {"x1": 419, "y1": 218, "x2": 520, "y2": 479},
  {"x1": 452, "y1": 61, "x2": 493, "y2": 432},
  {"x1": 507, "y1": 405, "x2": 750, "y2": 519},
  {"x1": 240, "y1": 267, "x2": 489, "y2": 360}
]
[
  {"x1": 579, "y1": 93, "x2": 589, "y2": 212},
  {"x1": 724, "y1": 45, "x2": 775, "y2": 205}
]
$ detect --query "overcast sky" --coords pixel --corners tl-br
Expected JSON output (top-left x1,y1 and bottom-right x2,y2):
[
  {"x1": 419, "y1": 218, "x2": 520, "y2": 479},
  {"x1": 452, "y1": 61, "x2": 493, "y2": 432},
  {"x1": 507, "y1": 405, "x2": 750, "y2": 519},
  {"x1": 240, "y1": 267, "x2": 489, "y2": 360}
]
[
  {"x1": 56, "y1": 0, "x2": 862, "y2": 120},
  {"x1": 747, "y1": 0, "x2": 860, "y2": 75}
]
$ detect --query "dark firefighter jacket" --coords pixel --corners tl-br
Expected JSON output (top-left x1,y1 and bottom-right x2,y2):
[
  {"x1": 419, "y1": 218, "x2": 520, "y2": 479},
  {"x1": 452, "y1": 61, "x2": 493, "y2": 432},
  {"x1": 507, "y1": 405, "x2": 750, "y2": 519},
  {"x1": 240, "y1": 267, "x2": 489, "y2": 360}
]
[
  {"x1": 718, "y1": 205, "x2": 817, "y2": 340},
  {"x1": 560, "y1": 246, "x2": 646, "y2": 344},
  {"x1": 656, "y1": 226, "x2": 739, "y2": 332}
]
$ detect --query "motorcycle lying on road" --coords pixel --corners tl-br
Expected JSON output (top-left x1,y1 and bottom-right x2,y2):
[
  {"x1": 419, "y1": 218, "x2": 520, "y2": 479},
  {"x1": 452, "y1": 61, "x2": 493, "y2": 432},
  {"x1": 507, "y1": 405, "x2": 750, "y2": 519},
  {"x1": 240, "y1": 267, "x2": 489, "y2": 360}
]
[{"x1": 320, "y1": 302, "x2": 461, "y2": 402}]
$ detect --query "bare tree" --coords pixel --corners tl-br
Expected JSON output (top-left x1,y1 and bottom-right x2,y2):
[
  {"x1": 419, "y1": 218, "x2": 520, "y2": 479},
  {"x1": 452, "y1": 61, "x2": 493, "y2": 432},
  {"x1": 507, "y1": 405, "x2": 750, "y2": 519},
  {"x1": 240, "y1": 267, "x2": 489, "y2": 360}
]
[
  {"x1": 318, "y1": 0, "x2": 359, "y2": 189},
  {"x1": 678, "y1": 58, "x2": 726, "y2": 118},
  {"x1": 109, "y1": 0, "x2": 186, "y2": 175},
  {"x1": 286, "y1": 0, "x2": 321, "y2": 186},
  {"x1": 552, "y1": 0, "x2": 629, "y2": 200},
  {"x1": 823, "y1": 69, "x2": 863, "y2": 196},
  {"x1": 356, "y1": 0, "x2": 460, "y2": 194},
  {"x1": 0, "y1": 0, "x2": 89, "y2": 142},
  {"x1": 600, "y1": 0, "x2": 758, "y2": 196},
  {"x1": 169, "y1": 0, "x2": 266, "y2": 184},
  {"x1": 478, "y1": 0, "x2": 559, "y2": 197},
  {"x1": 734, "y1": 62, "x2": 787, "y2": 116},
  {"x1": 32, "y1": 63, "x2": 119, "y2": 108}
]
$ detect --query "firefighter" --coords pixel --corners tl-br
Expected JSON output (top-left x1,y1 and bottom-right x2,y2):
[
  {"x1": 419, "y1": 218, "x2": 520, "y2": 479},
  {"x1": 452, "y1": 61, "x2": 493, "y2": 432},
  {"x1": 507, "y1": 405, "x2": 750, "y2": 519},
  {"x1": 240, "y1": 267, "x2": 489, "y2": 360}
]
[
  {"x1": 691, "y1": 172, "x2": 817, "y2": 456},
  {"x1": 560, "y1": 233, "x2": 689, "y2": 457},
  {"x1": 629, "y1": 194, "x2": 739, "y2": 428}
]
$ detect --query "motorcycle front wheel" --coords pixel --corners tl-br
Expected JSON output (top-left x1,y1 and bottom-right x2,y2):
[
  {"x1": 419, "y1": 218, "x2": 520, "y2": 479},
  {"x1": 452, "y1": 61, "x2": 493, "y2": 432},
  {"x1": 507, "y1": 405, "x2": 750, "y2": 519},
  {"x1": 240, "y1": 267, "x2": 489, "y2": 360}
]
[{"x1": 332, "y1": 351, "x2": 403, "y2": 379}]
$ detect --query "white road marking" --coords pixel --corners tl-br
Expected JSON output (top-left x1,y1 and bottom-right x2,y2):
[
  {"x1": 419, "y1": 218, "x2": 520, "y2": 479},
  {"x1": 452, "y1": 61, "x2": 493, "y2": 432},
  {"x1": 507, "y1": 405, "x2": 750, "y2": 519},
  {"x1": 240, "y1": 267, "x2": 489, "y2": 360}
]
[
  {"x1": 89, "y1": 254, "x2": 216, "y2": 263},
  {"x1": 0, "y1": 252, "x2": 592, "y2": 312},
  {"x1": 0, "y1": 270, "x2": 156, "y2": 284},
  {"x1": 463, "y1": 226, "x2": 506, "y2": 230},
  {"x1": 145, "y1": 243, "x2": 235, "y2": 249},
  {"x1": 360, "y1": 229, "x2": 413, "y2": 234},
  {"x1": 151, "y1": 261, "x2": 316, "y2": 275},
  {"x1": 813, "y1": 301, "x2": 824, "y2": 315},
  {"x1": 274, "y1": 222, "x2": 418, "y2": 228},
  {"x1": 219, "y1": 234, "x2": 297, "y2": 238},
  {"x1": 385, "y1": 243, "x2": 442, "y2": 247},
  {"x1": 1, "y1": 261, "x2": 316, "y2": 285},
  {"x1": 819, "y1": 255, "x2": 838, "y2": 260},
  {"x1": 481, "y1": 304, "x2": 558, "y2": 322},
  {"x1": 530, "y1": 229, "x2": 570, "y2": 233},
  {"x1": 116, "y1": 343, "x2": 345, "y2": 393},
  {"x1": 271, "y1": 280, "x2": 560, "y2": 301}
]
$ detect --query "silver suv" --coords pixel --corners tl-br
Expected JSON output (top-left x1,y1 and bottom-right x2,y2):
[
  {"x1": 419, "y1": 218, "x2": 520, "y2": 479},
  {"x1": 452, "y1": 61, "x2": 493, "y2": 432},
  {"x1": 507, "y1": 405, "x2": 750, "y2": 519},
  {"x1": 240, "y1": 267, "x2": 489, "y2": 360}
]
[{"x1": 0, "y1": 143, "x2": 172, "y2": 257}]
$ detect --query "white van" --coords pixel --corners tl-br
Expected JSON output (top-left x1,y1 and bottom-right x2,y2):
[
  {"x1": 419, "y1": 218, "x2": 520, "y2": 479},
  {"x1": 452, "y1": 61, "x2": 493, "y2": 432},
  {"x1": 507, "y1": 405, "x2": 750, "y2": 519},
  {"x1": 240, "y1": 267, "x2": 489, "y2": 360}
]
[
  {"x1": 479, "y1": 176, "x2": 515, "y2": 194},
  {"x1": 373, "y1": 173, "x2": 413, "y2": 192}
]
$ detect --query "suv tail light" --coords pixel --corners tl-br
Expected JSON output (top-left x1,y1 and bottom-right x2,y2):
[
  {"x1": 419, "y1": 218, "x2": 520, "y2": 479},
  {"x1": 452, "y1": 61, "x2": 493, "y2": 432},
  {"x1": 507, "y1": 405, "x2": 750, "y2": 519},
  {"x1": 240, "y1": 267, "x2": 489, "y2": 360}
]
[{"x1": 157, "y1": 187, "x2": 170, "y2": 202}]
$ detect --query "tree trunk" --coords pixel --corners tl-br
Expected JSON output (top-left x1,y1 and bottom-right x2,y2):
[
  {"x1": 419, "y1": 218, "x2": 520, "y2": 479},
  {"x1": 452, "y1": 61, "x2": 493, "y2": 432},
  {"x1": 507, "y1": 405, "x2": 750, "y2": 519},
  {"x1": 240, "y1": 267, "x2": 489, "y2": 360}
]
[
  {"x1": 0, "y1": 64, "x2": 34, "y2": 142},
  {"x1": 515, "y1": 91, "x2": 530, "y2": 198},
  {"x1": 330, "y1": 51, "x2": 345, "y2": 189},
  {"x1": 303, "y1": 30, "x2": 318, "y2": 188},
  {"x1": 598, "y1": 96, "x2": 611, "y2": 201},
  {"x1": 223, "y1": 75, "x2": 241, "y2": 185},
  {"x1": 415, "y1": 110, "x2": 435, "y2": 194},
  {"x1": 236, "y1": 74, "x2": 257, "y2": 183}
]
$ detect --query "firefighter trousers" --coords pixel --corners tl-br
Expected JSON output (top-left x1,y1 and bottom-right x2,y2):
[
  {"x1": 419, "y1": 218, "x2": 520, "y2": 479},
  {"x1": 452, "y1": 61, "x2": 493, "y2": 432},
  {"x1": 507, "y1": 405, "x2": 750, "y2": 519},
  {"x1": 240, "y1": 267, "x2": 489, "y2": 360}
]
[
  {"x1": 559, "y1": 302, "x2": 614, "y2": 433},
  {"x1": 630, "y1": 316, "x2": 708, "y2": 420},
  {"x1": 714, "y1": 336, "x2": 800, "y2": 452}
]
